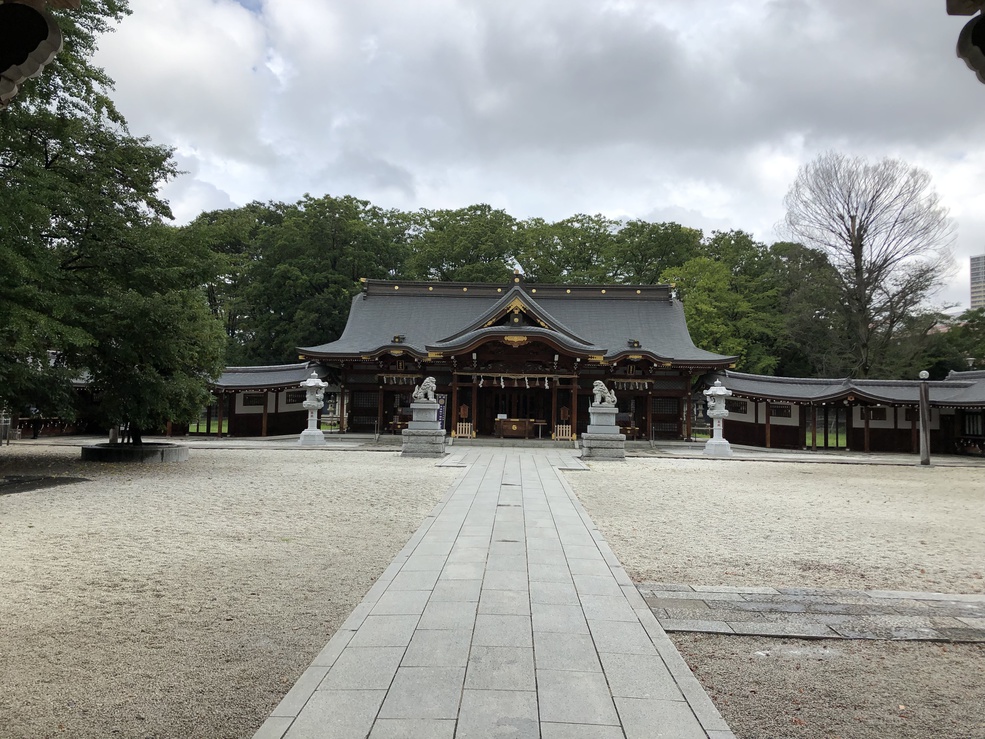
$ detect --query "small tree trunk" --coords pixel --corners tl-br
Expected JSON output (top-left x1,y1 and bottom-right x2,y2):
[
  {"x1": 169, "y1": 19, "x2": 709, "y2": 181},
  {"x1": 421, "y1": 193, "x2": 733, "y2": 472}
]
[{"x1": 130, "y1": 426, "x2": 143, "y2": 445}]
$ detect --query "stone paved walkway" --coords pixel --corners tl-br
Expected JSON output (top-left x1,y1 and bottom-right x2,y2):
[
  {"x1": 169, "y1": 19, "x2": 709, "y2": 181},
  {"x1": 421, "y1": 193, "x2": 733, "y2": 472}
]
[
  {"x1": 641, "y1": 584, "x2": 985, "y2": 642},
  {"x1": 253, "y1": 450, "x2": 734, "y2": 739}
]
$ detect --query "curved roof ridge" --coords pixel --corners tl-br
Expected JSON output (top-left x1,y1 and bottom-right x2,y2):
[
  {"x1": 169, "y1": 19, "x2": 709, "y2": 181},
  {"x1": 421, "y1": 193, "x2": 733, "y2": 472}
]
[{"x1": 436, "y1": 284, "x2": 593, "y2": 347}]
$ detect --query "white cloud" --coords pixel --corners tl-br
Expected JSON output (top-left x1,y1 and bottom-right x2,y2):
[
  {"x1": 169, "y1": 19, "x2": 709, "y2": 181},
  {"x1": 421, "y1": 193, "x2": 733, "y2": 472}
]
[{"x1": 91, "y1": 0, "x2": 985, "y2": 309}]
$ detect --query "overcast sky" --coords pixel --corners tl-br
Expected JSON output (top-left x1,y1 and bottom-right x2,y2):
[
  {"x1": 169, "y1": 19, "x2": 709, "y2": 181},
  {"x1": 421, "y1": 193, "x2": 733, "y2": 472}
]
[{"x1": 93, "y1": 0, "x2": 985, "y2": 310}]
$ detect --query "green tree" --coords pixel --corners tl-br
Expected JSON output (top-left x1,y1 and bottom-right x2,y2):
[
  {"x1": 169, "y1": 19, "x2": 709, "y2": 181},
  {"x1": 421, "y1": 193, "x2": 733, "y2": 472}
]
[
  {"x1": 516, "y1": 213, "x2": 617, "y2": 283},
  {"x1": 233, "y1": 194, "x2": 408, "y2": 363},
  {"x1": 610, "y1": 220, "x2": 702, "y2": 284},
  {"x1": 0, "y1": 1, "x2": 226, "y2": 439},
  {"x1": 405, "y1": 204, "x2": 517, "y2": 282}
]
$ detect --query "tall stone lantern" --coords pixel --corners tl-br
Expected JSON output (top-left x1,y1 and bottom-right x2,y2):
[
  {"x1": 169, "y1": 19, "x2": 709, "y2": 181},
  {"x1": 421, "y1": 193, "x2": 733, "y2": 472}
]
[
  {"x1": 703, "y1": 379, "x2": 733, "y2": 458},
  {"x1": 299, "y1": 371, "x2": 328, "y2": 446}
]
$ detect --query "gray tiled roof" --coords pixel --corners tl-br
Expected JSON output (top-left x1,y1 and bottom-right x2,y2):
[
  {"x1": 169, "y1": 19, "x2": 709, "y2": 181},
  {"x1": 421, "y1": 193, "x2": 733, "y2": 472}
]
[
  {"x1": 299, "y1": 280, "x2": 735, "y2": 366},
  {"x1": 716, "y1": 370, "x2": 985, "y2": 407},
  {"x1": 215, "y1": 363, "x2": 328, "y2": 391}
]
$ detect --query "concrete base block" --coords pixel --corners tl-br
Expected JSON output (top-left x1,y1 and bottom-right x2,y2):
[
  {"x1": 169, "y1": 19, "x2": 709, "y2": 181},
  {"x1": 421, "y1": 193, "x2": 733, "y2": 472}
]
[
  {"x1": 401, "y1": 428, "x2": 446, "y2": 457},
  {"x1": 581, "y1": 432, "x2": 626, "y2": 460},
  {"x1": 299, "y1": 429, "x2": 327, "y2": 446},
  {"x1": 703, "y1": 438, "x2": 733, "y2": 458}
]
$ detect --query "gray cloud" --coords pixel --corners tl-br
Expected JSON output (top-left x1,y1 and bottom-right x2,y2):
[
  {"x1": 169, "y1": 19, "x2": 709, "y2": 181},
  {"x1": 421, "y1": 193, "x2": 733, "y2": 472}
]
[{"x1": 93, "y1": 0, "x2": 985, "y2": 309}]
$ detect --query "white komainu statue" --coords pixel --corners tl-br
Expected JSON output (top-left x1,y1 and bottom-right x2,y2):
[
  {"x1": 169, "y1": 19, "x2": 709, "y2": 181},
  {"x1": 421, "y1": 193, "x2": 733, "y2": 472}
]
[
  {"x1": 413, "y1": 376, "x2": 437, "y2": 402},
  {"x1": 592, "y1": 380, "x2": 617, "y2": 406}
]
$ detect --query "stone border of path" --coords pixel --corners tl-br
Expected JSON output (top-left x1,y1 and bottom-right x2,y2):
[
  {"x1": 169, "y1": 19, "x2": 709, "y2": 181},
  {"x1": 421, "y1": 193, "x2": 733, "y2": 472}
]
[{"x1": 640, "y1": 583, "x2": 985, "y2": 642}]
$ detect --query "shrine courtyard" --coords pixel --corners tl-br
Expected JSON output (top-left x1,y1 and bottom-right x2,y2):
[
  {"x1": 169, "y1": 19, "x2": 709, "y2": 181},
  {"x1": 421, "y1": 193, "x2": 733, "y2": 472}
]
[{"x1": 1, "y1": 441, "x2": 982, "y2": 739}]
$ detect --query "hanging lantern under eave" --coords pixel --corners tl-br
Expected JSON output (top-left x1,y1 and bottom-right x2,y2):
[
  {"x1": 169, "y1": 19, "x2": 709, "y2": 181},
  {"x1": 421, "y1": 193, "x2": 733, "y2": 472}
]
[
  {"x1": 957, "y1": 13, "x2": 985, "y2": 83},
  {"x1": 0, "y1": 1, "x2": 64, "y2": 107}
]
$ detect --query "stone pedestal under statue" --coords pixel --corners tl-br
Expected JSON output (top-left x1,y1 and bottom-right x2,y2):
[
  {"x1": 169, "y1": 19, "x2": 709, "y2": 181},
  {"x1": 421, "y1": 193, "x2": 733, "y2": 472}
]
[
  {"x1": 581, "y1": 402, "x2": 626, "y2": 461},
  {"x1": 401, "y1": 401, "x2": 446, "y2": 457}
]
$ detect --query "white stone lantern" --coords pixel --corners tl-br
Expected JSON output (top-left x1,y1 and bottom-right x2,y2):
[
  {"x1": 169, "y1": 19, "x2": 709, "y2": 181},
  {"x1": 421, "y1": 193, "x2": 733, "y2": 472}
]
[
  {"x1": 299, "y1": 371, "x2": 328, "y2": 446},
  {"x1": 703, "y1": 379, "x2": 733, "y2": 458}
]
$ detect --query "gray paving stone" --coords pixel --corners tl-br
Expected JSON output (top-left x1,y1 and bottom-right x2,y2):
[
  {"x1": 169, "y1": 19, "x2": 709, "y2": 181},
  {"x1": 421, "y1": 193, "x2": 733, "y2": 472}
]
[
  {"x1": 958, "y1": 617, "x2": 985, "y2": 628},
  {"x1": 445, "y1": 547, "x2": 488, "y2": 564},
  {"x1": 440, "y1": 561, "x2": 486, "y2": 580},
  {"x1": 457, "y1": 689, "x2": 539, "y2": 738},
  {"x1": 537, "y1": 669, "x2": 620, "y2": 725},
  {"x1": 530, "y1": 580, "x2": 580, "y2": 605},
  {"x1": 483, "y1": 569, "x2": 529, "y2": 591},
  {"x1": 534, "y1": 631, "x2": 603, "y2": 672},
  {"x1": 270, "y1": 664, "x2": 331, "y2": 717},
  {"x1": 646, "y1": 597, "x2": 712, "y2": 611},
  {"x1": 660, "y1": 620, "x2": 735, "y2": 634},
  {"x1": 691, "y1": 585, "x2": 781, "y2": 595},
  {"x1": 638, "y1": 583, "x2": 695, "y2": 593},
  {"x1": 473, "y1": 613, "x2": 533, "y2": 647},
  {"x1": 486, "y1": 554, "x2": 528, "y2": 572},
  {"x1": 402, "y1": 629, "x2": 473, "y2": 667},
  {"x1": 567, "y1": 558, "x2": 613, "y2": 577},
  {"x1": 589, "y1": 619, "x2": 657, "y2": 655},
  {"x1": 412, "y1": 541, "x2": 454, "y2": 557},
  {"x1": 311, "y1": 629, "x2": 354, "y2": 667},
  {"x1": 429, "y1": 578, "x2": 482, "y2": 602},
  {"x1": 615, "y1": 696, "x2": 706, "y2": 739},
  {"x1": 580, "y1": 594, "x2": 639, "y2": 622},
  {"x1": 320, "y1": 647, "x2": 405, "y2": 690},
  {"x1": 573, "y1": 574, "x2": 623, "y2": 597},
  {"x1": 489, "y1": 540, "x2": 527, "y2": 556},
  {"x1": 378, "y1": 667, "x2": 465, "y2": 720},
  {"x1": 388, "y1": 570, "x2": 441, "y2": 591},
  {"x1": 532, "y1": 602, "x2": 590, "y2": 634},
  {"x1": 252, "y1": 716, "x2": 293, "y2": 739},
  {"x1": 645, "y1": 590, "x2": 743, "y2": 601},
  {"x1": 540, "y1": 724, "x2": 624, "y2": 739},
  {"x1": 528, "y1": 563, "x2": 573, "y2": 583},
  {"x1": 283, "y1": 689, "x2": 385, "y2": 739},
  {"x1": 371, "y1": 590, "x2": 432, "y2": 616},
  {"x1": 465, "y1": 645, "x2": 536, "y2": 691},
  {"x1": 348, "y1": 615, "x2": 421, "y2": 648},
  {"x1": 417, "y1": 600, "x2": 478, "y2": 630},
  {"x1": 527, "y1": 549, "x2": 567, "y2": 566},
  {"x1": 526, "y1": 534, "x2": 563, "y2": 548},
  {"x1": 401, "y1": 554, "x2": 448, "y2": 571},
  {"x1": 728, "y1": 622, "x2": 836, "y2": 638},
  {"x1": 368, "y1": 718, "x2": 456, "y2": 739},
  {"x1": 479, "y1": 587, "x2": 531, "y2": 615},
  {"x1": 598, "y1": 652, "x2": 687, "y2": 701}
]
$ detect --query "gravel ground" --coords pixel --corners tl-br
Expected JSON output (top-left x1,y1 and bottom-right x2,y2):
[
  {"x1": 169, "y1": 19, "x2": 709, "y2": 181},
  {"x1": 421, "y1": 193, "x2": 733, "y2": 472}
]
[
  {"x1": 0, "y1": 446, "x2": 458, "y2": 739},
  {"x1": 4, "y1": 448, "x2": 983, "y2": 739},
  {"x1": 569, "y1": 457, "x2": 985, "y2": 739}
]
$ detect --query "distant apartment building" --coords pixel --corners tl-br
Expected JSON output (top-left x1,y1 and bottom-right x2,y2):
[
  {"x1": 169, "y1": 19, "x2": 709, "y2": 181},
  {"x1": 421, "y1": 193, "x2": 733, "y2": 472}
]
[{"x1": 973, "y1": 254, "x2": 985, "y2": 309}]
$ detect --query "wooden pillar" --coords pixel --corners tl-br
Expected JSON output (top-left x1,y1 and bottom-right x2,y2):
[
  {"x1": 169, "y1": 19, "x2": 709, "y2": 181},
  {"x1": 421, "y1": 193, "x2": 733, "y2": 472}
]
[
  {"x1": 754, "y1": 400, "x2": 760, "y2": 444},
  {"x1": 339, "y1": 386, "x2": 347, "y2": 433},
  {"x1": 450, "y1": 378, "x2": 459, "y2": 436},
  {"x1": 911, "y1": 407, "x2": 918, "y2": 453},
  {"x1": 863, "y1": 407, "x2": 871, "y2": 453},
  {"x1": 571, "y1": 379, "x2": 579, "y2": 440},
  {"x1": 811, "y1": 405, "x2": 817, "y2": 451},
  {"x1": 764, "y1": 401, "x2": 771, "y2": 449},
  {"x1": 261, "y1": 390, "x2": 269, "y2": 437},
  {"x1": 684, "y1": 372, "x2": 693, "y2": 441},
  {"x1": 216, "y1": 393, "x2": 224, "y2": 438},
  {"x1": 893, "y1": 405, "x2": 900, "y2": 452},
  {"x1": 646, "y1": 390, "x2": 653, "y2": 441},
  {"x1": 823, "y1": 406, "x2": 829, "y2": 449},
  {"x1": 377, "y1": 385, "x2": 385, "y2": 435},
  {"x1": 551, "y1": 379, "x2": 558, "y2": 436}
]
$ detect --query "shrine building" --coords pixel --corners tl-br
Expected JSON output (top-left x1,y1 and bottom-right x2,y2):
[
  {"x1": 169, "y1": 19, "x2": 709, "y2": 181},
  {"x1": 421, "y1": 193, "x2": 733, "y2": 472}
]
[{"x1": 296, "y1": 276, "x2": 736, "y2": 440}]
